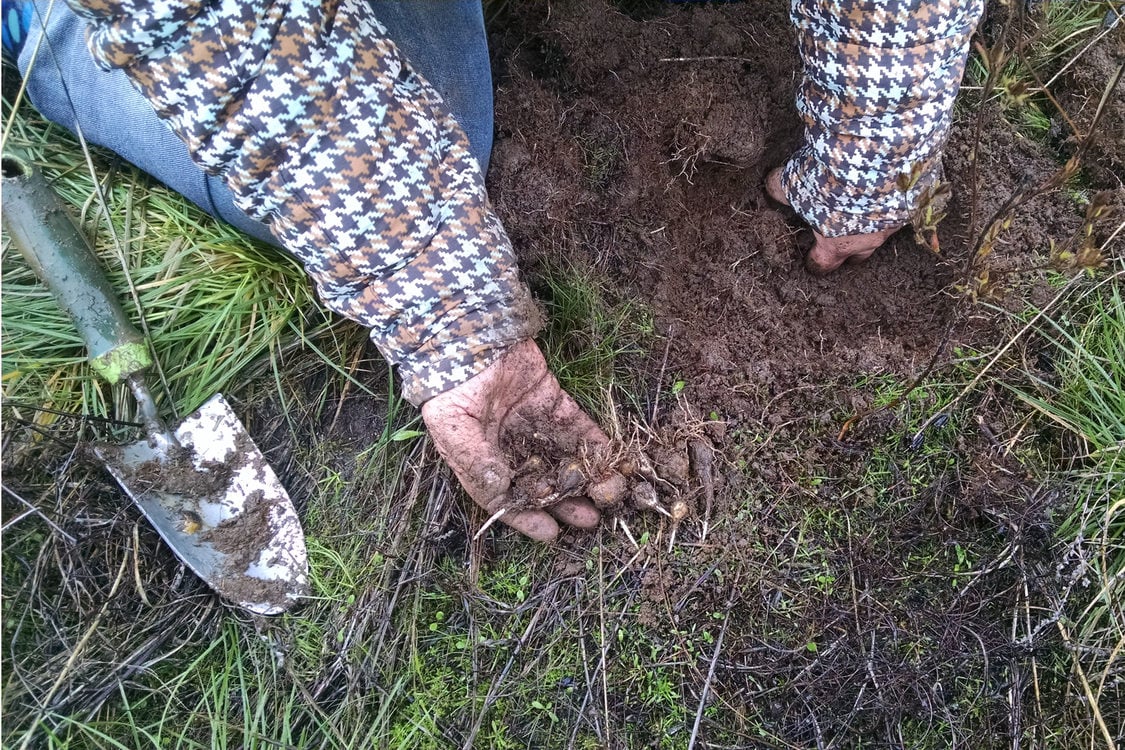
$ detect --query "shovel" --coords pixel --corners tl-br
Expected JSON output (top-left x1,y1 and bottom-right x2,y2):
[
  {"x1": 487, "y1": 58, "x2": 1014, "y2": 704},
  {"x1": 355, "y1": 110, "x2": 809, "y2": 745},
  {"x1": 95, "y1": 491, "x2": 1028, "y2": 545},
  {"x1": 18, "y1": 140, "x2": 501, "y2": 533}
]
[{"x1": 2, "y1": 151, "x2": 309, "y2": 615}]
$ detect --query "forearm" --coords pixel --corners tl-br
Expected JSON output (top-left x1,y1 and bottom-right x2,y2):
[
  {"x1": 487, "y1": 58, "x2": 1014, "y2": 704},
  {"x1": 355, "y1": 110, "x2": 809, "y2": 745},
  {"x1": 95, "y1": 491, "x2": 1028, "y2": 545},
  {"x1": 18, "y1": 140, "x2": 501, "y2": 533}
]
[
  {"x1": 780, "y1": 0, "x2": 985, "y2": 237},
  {"x1": 67, "y1": 0, "x2": 540, "y2": 403}
]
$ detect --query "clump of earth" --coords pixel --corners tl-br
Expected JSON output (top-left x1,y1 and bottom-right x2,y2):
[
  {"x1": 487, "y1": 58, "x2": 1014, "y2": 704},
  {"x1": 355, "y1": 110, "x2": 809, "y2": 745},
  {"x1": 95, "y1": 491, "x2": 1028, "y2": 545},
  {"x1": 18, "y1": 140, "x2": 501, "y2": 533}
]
[{"x1": 486, "y1": 0, "x2": 1106, "y2": 439}]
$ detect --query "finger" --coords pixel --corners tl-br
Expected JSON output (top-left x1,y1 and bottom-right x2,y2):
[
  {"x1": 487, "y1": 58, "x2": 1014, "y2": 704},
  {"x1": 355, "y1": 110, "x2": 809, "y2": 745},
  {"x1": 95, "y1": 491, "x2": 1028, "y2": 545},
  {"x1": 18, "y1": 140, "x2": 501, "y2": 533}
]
[
  {"x1": 500, "y1": 508, "x2": 561, "y2": 543},
  {"x1": 424, "y1": 406, "x2": 568, "y2": 543},
  {"x1": 548, "y1": 497, "x2": 600, "y2": 530}
]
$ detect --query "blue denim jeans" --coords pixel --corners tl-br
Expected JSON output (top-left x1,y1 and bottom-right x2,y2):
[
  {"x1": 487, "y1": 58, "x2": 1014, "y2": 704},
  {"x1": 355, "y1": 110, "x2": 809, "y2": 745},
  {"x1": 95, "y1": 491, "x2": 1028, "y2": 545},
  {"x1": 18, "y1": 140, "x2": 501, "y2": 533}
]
[{"x1": 17, "y1": 0, "x2": 494, "y2": 245}]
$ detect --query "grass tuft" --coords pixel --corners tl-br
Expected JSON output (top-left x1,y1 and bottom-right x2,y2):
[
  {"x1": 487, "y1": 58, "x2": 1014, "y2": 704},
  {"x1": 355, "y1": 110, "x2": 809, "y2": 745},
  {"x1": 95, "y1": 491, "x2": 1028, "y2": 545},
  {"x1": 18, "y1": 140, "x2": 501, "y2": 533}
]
[
  {"x1": 1, "y1": 99, "x2": 322, "y2": 427},
  {"x1": 1005, "y1": 265, "x2": 1125, "y2": 743},
  {"x1": 964, "y1": 0, "x2": 1116, "y2": 143},
  {"x1": 535, "y1": 259, "x2": 653, "y2": 420}
]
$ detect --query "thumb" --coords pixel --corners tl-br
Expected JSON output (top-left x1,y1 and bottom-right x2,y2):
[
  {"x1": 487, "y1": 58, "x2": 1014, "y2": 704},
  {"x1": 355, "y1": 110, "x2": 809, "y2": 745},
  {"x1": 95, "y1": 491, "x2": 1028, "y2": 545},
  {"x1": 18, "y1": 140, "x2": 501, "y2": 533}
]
[{"x1": 422, "y1": 406, "x2": 511, "y2": 503}]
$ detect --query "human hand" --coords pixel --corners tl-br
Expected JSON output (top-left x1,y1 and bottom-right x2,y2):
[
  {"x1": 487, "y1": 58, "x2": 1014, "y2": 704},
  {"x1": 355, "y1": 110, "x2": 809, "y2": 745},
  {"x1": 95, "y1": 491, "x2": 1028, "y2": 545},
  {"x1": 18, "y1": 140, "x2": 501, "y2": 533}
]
[
  {"x1": 766, "y1": 168, "x2": 900, "y2": 275},
  {"x1": 421, "y1": 339, "x2": 610, "y2": 542}
]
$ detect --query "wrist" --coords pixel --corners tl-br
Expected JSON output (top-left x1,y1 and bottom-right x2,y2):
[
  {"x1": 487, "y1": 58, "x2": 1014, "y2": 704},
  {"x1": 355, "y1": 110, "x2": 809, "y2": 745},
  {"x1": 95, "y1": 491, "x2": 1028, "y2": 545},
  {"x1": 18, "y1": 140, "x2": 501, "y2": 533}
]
[{"x1": 400, "y1": 294, "x2": 543, "y2": 406}]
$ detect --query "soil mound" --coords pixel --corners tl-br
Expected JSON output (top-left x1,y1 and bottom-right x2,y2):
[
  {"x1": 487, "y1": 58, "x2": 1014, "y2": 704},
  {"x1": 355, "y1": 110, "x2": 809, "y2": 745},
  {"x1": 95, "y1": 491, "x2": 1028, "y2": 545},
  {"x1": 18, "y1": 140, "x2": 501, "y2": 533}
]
[{"x1": 489, "y1": 1, "x2": 959, "y2": 422}]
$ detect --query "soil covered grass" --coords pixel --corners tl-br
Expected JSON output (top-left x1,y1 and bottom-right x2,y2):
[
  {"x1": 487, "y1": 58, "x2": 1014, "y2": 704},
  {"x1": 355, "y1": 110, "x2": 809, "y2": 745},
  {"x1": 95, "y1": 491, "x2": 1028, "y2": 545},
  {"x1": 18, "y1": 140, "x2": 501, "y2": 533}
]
[{"x1": 3, "y1": 1, "x2": 1123, "y2": 748}]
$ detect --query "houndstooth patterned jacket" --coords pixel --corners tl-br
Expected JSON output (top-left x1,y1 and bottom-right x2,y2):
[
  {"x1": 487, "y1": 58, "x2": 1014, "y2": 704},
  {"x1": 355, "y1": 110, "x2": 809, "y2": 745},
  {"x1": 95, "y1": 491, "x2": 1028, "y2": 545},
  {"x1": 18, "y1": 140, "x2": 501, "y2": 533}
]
[
  {"x1": 783, "y1": 0, "x2": 984, "y2": 237},
  {"x1": 67, "y1": 0, "x2": 541, "y2": 404},
  {"x1": 66, "y1": 0, "x2": 981, "y2": 402}
]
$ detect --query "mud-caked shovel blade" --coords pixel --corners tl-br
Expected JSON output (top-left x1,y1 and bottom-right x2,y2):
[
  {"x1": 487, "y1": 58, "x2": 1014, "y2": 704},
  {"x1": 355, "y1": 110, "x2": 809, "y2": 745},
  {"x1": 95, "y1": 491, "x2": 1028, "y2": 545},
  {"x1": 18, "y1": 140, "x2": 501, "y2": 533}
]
[{"x1": 96, "y1": 394, "x2": 309, "y2": 615}]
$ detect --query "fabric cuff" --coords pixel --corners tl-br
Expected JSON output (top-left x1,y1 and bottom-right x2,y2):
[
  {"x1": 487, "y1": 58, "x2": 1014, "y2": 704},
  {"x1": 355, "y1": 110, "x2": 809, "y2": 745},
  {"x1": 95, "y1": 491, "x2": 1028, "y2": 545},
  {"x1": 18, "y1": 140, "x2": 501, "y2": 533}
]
[{"x1": 395, "y1": 286, "x2": 544, "y2": 405}]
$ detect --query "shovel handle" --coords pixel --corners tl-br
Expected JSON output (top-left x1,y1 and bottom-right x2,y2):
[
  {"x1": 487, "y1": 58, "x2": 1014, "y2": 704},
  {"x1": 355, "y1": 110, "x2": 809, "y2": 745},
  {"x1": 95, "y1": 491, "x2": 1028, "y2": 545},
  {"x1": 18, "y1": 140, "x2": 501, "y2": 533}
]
[{"x1": 2, "y1": 151, "x2": 153, "y2": 385}]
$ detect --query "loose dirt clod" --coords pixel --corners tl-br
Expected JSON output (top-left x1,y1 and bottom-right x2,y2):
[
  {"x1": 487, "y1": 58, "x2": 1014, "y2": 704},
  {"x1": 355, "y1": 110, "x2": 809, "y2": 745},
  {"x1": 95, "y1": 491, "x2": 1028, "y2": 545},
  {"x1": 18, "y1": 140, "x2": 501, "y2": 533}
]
[
  {"x1": 99, "y1": 442, "x2": 233, "y2": 497},
  {"x1": 654, "y1": 442, "x2": 691, "y2": 486},
  {"x1": 199, "y1": 491, "x2": 293, "y2": 612},
  {"x1": 586, "y1": 472, "x2": 628, "y2": 510}
]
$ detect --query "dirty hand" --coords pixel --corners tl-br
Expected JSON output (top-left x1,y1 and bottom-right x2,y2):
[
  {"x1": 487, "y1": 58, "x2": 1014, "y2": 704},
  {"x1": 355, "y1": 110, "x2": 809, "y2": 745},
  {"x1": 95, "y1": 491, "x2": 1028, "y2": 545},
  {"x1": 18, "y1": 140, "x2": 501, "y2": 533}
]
[
  {"x1": 421, "y1": 339, "x2": 607, "y2": 542},
  {"x1": 766, "y1": 168, "x2": 900, "y2": 275}
]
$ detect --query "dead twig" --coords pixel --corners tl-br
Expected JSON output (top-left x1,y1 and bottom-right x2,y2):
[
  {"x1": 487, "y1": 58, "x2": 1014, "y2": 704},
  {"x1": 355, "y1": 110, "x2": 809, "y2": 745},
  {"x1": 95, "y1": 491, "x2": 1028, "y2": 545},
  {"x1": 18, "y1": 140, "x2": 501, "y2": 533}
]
[
  {"x1": 1, "y1": 484, "x2": 76, "y2": 543},
  {"x1": 688, "y1": 599, "x2": 732, "y2": 750},
  {"x1": 659, "y1": 55, "x2": 755, "y2": 64},
  {"x1": 461, "y1": 585, "x2": 557, "y2": 750}
]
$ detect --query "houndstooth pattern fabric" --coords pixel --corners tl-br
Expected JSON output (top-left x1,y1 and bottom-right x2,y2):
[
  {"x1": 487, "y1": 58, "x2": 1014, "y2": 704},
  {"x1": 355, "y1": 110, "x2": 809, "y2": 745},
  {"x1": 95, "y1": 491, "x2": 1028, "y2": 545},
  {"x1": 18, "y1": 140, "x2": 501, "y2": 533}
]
[
  {"x1": 781, "y1": 0, "x2": 985, "y2": 237},
  {"x1": 67, "y1": 0, "x2": 540, "y2": 404}
]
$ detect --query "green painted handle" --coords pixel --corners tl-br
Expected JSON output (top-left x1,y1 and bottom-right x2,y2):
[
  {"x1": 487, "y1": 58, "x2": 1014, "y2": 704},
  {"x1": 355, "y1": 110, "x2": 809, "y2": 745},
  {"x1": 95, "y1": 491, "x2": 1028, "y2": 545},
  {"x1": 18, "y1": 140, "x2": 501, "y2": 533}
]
[{"x1": 2, "y1": 151, "x2": 152, "y2": 385}]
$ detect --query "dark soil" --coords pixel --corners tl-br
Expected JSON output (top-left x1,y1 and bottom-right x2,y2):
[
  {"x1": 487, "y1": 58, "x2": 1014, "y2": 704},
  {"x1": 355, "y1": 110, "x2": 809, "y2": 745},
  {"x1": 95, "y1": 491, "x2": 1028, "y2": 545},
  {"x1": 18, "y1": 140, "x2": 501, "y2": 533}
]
[
  {"x1": 199, "y1": 489, "x2": 295, "y2": 611},
  {"x1": 476, "y1": 0, "x2": 1122, "y2": 745},
  {"x1": 96, "y1": 442, "x2": 232, "y2": 497},
  {"x1": 489, "y1": 0, "x2": 958, "y2": 426},
  {"x1": 4, "y1": 2, "x2": 1120, "y2": 747},
  {"x1": 487, "y1": 0, "x2": 1117, "y2": 443},
  {"x1": 1054, "y1": 24, "x2": 1125, "y2": 190}
]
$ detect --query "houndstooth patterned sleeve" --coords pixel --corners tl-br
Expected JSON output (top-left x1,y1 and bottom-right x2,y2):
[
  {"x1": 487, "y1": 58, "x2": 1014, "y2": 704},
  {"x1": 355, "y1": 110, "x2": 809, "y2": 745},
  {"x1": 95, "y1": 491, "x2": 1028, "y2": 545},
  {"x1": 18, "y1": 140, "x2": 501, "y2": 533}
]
[
  {"x1": 66, "y1": 0, "x2": 542, "y2": 404},
  {"x1": 780, "y1": 0, "x2": 985, "y2": 237}
]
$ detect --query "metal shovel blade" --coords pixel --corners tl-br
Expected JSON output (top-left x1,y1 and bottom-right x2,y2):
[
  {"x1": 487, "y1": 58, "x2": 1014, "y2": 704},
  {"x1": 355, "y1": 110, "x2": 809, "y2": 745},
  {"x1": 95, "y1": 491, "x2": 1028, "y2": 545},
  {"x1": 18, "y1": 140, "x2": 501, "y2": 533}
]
[{"x1": 95, "y1": 394, "x2": 309, "y2": 615}]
